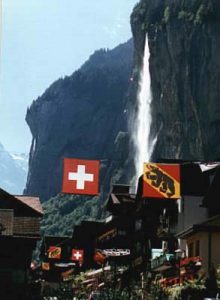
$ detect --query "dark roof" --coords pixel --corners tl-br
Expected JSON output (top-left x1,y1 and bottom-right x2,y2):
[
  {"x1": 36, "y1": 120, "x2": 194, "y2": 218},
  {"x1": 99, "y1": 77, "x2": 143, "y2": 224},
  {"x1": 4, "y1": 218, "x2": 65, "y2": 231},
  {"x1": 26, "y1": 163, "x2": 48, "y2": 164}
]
[
  {"x1": 176, "y1": 214, "x2": 220, "y2": 239},
  {"x1": 42, "y1": 236, "x2": 72, "y2": 253},
  {"x1": 44, "y1": 235, "x2": 71, "y2": 245},
  {"x1": 112, "y1": 184, "x2": 130, "y2": 195},
  {"x1": 107, "y1": 193, "x2": 136, "y2": 212}
]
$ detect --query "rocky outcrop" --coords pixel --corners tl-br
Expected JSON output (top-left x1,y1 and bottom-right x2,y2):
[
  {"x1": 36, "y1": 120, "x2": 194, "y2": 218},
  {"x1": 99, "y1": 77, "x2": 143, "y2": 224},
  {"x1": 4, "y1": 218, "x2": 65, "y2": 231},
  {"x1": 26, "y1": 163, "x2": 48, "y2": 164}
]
[
  {"x1": 24, "y1": 40, "x2": 134, "y2": 201},
  {"x1": 130, "y1": 0, "x2": 220, "y2": 161}
]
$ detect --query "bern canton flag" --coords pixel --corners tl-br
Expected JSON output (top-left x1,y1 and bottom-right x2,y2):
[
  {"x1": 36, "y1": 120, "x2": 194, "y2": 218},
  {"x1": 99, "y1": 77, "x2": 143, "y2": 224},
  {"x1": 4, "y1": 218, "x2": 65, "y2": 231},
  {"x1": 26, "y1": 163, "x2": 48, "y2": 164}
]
[{"x1": 143, "y1": 163, "x2": 180, "y2": 199}]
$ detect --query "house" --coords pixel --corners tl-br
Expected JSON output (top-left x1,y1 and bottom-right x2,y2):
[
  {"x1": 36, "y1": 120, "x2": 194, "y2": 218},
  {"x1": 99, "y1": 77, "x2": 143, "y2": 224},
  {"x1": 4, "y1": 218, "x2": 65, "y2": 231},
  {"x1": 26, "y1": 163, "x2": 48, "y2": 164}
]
[
  {"x1": 0, "y1": 188, "x2": 43, "y2": 299},
  {"x1": 177, "y1": 214, "x2": 220, "y2": 273},
  {"x1": 147, "y1": 161, "x2": 220, "y2": 286}
]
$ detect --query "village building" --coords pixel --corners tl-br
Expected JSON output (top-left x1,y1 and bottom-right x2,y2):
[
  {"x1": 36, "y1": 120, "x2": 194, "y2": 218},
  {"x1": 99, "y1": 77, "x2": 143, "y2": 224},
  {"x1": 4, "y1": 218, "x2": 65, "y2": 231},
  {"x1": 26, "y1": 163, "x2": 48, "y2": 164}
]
[
  {"x1": 148, "y1": 162, "x2": 220, "y2": 288},
  {"x1": 0, "y1": 188, "x2": 43, "y2": 300},
  {"x1": 177, "y1": 214, "x2": 220, "y2": 273},
  {"x1": 38, "y1": 161, "x2": 220, "y2": 298}
]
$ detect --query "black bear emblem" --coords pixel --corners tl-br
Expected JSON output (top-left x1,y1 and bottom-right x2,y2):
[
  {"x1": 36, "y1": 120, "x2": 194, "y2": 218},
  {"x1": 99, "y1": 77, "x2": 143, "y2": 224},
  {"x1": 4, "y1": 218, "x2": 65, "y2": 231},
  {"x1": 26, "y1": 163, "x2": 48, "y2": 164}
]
[{"x1": 145, "y1": 164, "x2": 175, "y2": 197}]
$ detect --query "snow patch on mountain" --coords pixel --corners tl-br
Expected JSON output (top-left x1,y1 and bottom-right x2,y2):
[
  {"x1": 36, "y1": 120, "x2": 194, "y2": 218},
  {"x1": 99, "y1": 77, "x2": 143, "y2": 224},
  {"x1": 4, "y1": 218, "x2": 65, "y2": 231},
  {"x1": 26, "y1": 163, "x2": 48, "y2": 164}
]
[{"x1": 0, "y1": 143, "x2": 28, "y2": 194}]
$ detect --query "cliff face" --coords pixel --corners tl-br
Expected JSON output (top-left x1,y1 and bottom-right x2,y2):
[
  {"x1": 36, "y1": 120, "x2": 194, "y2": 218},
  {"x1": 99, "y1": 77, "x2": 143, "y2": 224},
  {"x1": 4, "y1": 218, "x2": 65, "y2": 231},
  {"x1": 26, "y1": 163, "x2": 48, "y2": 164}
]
[
  {"x1": 131, "y1": 0, "x2": 220, "y2": 161},
  {"x1": 24, "y1": 40, "x2": 133, "y2": 201}
]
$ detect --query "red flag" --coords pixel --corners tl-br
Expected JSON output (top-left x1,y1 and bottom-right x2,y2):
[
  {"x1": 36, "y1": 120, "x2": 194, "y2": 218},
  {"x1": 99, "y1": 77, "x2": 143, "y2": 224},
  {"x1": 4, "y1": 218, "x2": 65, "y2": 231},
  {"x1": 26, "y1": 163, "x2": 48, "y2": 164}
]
[
  {"x1": 71, "y1": 249, "x2": 84, "y2": 263},
  {"x1": 42, "y1": 262, "x2": 50, "y2": 271},
  {"x1": 48, "y1": 246, "x2": 62, "y2": 259},
  {"x1": 94, "y1": 251, "x2": 106, "y2": 265},
  {"x1": 62, "y1": 158, "x2": 100, "y2": 195},
  {"x1": 143, "y1": 163, "x2": 180, "y2": 199}
]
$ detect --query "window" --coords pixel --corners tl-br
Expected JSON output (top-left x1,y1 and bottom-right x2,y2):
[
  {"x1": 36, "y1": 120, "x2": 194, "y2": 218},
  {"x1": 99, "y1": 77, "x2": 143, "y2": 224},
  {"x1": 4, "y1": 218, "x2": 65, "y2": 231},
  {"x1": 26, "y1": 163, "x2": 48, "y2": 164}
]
[
  {"x1": 188, "y1": 242, "x2": 194, "y2": 257},
  {"x1": 118, "y1": 230, "x2": 126, "y2": 236},
  {"x1": 135, "y1": 220, "x2": 142, "y2": 231},
  {"x1": 195, "y1": 240, "x2": 200, "y2": 257}
]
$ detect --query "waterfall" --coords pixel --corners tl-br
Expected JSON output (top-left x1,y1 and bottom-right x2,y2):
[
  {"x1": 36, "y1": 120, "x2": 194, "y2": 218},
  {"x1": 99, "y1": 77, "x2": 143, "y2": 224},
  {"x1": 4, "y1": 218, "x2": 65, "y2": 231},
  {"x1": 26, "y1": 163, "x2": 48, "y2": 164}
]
[{"x1": 134, "y1": 36, "x2": 153, "y2": 182}]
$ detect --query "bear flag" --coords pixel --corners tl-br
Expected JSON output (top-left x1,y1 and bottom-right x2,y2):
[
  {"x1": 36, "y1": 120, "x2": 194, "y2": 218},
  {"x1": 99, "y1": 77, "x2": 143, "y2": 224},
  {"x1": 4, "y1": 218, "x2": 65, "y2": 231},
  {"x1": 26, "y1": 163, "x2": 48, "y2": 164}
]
[
  {"x1": 62, "y1": 158, "x2": 100, "y2": 195},
  {"x1": 143, "y1": 163, "x2": 180, "y2": 199}
]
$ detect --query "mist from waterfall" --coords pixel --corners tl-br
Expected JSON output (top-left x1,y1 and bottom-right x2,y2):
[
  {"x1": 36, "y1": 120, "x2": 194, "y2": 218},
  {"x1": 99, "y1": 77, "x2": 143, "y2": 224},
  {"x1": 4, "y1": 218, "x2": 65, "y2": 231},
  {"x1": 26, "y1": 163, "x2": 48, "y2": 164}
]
[{"x1": 134, "y1": 36, "x2": 153, "y2": 182}]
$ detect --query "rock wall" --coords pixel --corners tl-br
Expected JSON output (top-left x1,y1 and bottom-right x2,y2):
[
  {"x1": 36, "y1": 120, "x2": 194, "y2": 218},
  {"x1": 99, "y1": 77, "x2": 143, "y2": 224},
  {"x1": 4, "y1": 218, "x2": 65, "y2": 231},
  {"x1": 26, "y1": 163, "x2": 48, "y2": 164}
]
[
  {"x1": 24, "y1": 40, "x2": 134, "y2": 201},
  {"x1": 130, "y1": 0, "x2": 220, "y2": 161}
]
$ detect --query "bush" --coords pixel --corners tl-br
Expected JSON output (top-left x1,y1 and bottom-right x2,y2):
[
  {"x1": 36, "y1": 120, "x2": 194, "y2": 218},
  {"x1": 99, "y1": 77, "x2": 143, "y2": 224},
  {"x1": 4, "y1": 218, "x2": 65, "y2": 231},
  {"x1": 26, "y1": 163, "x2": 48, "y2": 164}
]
[
  {"x1": 164, "y1": 6, "x2": 171, "y2": 24},
  {"x1": 178, "y1": 11, "x2": 194, "y2": 22}
]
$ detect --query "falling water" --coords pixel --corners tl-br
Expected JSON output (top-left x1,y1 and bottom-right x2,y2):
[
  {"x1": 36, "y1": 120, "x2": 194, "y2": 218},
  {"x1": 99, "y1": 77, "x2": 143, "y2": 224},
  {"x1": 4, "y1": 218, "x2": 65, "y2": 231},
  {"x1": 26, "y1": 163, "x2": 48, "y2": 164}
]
[{"x1": 134, "y1": 36, "x2": 153, "y2": 181}]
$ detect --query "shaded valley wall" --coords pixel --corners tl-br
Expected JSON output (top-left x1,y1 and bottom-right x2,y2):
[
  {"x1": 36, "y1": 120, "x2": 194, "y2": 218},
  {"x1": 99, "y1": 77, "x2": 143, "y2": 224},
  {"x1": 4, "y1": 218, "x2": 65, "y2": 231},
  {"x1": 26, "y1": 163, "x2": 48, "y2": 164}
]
[{"x1": 24, "y1": 41, "x2": 134, "y2": 202}]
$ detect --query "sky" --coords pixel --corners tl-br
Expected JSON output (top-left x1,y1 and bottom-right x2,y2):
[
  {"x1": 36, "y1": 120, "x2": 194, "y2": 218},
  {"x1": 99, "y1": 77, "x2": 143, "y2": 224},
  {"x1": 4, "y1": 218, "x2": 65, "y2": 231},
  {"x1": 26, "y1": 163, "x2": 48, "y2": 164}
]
[{"x1": 0, "y1": 0, "x2": 137, "y2": 153}]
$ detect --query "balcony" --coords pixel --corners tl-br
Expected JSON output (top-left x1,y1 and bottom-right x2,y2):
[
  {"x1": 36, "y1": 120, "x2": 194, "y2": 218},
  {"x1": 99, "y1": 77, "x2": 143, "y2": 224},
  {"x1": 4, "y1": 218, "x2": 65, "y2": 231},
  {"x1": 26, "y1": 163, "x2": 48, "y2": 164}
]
[{"x1": 151, "y1": 253, "x2": 175, "y2": 272}]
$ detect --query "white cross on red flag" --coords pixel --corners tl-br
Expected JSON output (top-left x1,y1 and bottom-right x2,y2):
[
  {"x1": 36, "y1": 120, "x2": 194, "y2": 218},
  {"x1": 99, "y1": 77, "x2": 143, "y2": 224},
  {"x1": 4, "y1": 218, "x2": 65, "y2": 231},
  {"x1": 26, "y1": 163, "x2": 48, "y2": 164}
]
[
  {"x1": 71, "y1": 249, "x2": 84, "y2": 263},
  {"x1": 62, "y1": 158, "x2": 100, "y2": 195}
]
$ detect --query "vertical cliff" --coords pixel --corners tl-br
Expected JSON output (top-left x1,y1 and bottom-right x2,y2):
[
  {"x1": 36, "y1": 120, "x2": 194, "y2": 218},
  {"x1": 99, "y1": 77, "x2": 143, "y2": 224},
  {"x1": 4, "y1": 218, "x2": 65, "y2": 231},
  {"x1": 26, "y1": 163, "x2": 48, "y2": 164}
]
[
  {"x1": 130, "y1": 0, "x2": 220, "y2": 161},
  {"x1": 24, "y1": 40, "x2": 133, "y2": 201}
]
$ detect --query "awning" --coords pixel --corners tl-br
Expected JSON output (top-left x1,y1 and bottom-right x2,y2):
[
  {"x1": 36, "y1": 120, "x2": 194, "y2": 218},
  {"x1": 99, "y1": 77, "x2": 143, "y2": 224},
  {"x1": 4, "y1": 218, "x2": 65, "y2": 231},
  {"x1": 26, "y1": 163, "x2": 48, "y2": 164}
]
[{"x1": 86, "y1": 266, "x2": 111, "y2": 277}]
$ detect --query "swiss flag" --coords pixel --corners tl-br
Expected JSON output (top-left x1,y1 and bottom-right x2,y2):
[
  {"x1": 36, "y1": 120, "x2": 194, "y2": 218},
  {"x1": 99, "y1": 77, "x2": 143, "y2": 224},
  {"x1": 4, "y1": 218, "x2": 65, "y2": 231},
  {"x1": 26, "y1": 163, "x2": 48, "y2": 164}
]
[
  {"x1": 62, "y1": 158, "x2": 100, "y2": 195},
  {"x1": 71, "y1": 249, "x2": 84, "y2": 263}
]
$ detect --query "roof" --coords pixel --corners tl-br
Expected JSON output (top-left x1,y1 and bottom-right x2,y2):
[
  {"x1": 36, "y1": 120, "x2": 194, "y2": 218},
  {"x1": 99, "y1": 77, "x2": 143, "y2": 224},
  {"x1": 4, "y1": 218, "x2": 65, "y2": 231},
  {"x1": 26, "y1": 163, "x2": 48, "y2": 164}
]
[
  {"x1": 42, "y1": 236, "x2": 72, "y2": 252},
  {"x1": 86, "y1": 266, "x2": 111, "y2": 277},
  {"x1": 44, "y1": 235, "x2": 71, "y2": 244},
  {"x1": 107, "y1": 191, "x2": 136, "y2": 216},
  {"x1": 112, "y1": 184, "x2": 130, "y2": 195},
  {"x1": 0, "y1": 188, "x2": 43, "y2": 216},
  {"x1": 176, "y1": 214, "x2": 220, "y2": 239},
  {"x1": 15, "y1": 196, "x2": 43, "y2": 215}
]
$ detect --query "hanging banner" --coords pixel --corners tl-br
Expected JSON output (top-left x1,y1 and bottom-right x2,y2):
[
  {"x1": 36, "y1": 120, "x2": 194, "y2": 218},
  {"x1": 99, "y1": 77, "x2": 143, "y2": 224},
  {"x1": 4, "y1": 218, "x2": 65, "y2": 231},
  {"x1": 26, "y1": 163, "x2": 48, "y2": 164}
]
[
  {"x1": 42, "y1": 262, "x2": 50, "y2": 271},
  {"x1": 143, "y1": 163, "x2": 180, "y2": 199},
  {"x1": 94, "y1": 251, "x2": 106, "y2": 265},
  {"x1": 48, "y1": 246, "x2": 62, "y2": 259},
  {"x1": 71, "y1": 249, "x2": 84, "y2": 263},
  {"x1": 61, "y1": 269, "x2": 74, "y2": 281},
  {"x1": 62, "y1": 158, "x2": 100, "y2": 195},
  {"x1": 98, "y1": 228, "x2": 117, "y2": 241},
  {"x1": 100, "y1": 249, "x2": 130, "y2": 257}
]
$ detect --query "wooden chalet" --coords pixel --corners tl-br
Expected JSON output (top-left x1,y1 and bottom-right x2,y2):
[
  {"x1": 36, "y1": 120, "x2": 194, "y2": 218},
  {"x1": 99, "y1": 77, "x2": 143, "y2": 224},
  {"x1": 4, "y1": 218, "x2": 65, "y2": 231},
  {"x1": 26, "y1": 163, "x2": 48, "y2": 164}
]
[
  {"x1": 0, "y1": 188, "x2": 43, "y2": 300},
  {"x1": 101, "y1": 185, "x2": 136, "y2": 251},
  {"x1": 96, "y1": 184, "x2": 149, "y2": 287}
]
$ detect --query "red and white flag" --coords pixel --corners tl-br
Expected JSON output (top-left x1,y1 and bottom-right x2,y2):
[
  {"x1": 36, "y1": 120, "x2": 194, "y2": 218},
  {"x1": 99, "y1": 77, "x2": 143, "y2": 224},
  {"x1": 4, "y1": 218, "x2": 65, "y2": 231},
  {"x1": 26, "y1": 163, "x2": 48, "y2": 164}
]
[
  {"x1": 62, "y1": 158, "x2": 100, "y2": 195},
  {"x1": 71, "y1": 249, "x2": 84, "y2": 263}
]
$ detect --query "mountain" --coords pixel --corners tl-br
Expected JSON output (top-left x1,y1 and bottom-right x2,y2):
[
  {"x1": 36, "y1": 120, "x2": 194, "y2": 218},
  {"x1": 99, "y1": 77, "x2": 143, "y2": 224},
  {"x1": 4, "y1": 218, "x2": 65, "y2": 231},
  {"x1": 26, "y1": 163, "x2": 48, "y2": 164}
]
[
  {"x1": 130, "y1": 0, "x2": 220, "y2": 161},
  {"x1": 24, "y1": 0, "x2": 220, "y2": 236},
  {"x1": 24, "y1": 40, "x2": 134, "y2": 205},
  {"x1": 0, "y1": 143, "x2": 28, "y2": 194}
]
